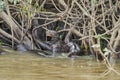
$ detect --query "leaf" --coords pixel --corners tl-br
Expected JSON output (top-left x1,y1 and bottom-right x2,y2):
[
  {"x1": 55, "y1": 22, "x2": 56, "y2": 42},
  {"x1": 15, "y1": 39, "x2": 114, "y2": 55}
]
[
  {"x1": 41, "y1": 6, "x2": 46, "y2": 11},
  {"x1": 92, "y1": 0, "x2": 98, "y2": 4},
  {"x1": 103, "y1": 48, "x2": 111, "y2": 53},
  {"x1": 102, "y1": 34, "x2": 111, "y2": 39},
  {"x1": 8, "y1": 0, "x2": 21, "y2": 5},
  {"x1": 94, "y1": 34, "x2": 101, "y2": 39},
  {"x1": 55, "y1": 26, "x2": 59, "y2": 31},
  {"x1": 0, "y1": 1, "x2": 6, "y2": 11}
]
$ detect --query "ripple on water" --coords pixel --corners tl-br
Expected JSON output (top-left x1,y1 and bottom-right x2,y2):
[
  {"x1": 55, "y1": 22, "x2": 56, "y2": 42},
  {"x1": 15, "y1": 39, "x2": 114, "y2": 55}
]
[{"x1": 0, "y1": 53, "x2": 120, "y2": 80}]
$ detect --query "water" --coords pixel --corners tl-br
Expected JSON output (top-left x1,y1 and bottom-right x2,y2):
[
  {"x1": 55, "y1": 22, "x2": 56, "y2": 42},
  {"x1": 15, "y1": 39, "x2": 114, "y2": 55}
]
[{"x1": 0, "y1": 51, "x2": 120, "y2": 80}]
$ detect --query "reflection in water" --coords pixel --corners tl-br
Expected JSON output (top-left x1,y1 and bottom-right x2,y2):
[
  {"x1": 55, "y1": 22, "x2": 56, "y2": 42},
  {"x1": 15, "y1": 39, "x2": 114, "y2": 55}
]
[{"x1": 0, "y1": 52, "x2": 120, "y2": 80}]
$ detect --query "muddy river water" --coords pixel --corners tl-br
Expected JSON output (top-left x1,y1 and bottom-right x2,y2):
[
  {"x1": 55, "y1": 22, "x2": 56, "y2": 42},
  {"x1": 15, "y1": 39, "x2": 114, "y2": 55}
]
[{"x1": 0, "y1": 51, "x2": 120, "y2": 80}]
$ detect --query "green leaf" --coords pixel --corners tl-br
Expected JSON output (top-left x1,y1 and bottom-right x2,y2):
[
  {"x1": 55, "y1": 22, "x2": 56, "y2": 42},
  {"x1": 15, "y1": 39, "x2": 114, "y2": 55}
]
[
  {"x1": 103, "y1": 48, "x2": 111, "y2": 53},
  {"x1": 92, "y1": 0, "x2": 98, "y2": 4},
  {"x1": 41, "y1": 6, "x2": 46, "y2": 11},
  {"x1": 94, "y1": 34, "x2": 101, "y2": 39},
  {"x1": 15, "y1": 0, "x2": 21, "y2": 5},
  {"x1": 0, "y1": 1, "x2": 6, "y2": 11},
  {"x1": 55, "y1": 26, "x2": 59, "y2": 31},
  {"x1": 8, "y1": 0, "x2": 21, "y2": 5},
  {"x1": 102, "y1": 34, "x2": 111, "y2": 39}
]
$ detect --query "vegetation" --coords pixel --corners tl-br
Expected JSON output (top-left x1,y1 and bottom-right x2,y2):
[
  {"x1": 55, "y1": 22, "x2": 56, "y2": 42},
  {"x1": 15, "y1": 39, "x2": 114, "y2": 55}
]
[{"x1": 0, "y1": 0, "x2": 120, "y2": 74}]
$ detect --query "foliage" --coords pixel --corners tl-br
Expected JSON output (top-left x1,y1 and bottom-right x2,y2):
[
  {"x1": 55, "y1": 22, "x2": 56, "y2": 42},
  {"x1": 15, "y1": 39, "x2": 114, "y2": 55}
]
[
  {"x1": 0, "y1": 40, "x2": 4, "y2": 45},
  {"x1": 0, "y1": 0, "x2": 119, "y2": 75},
  {"x1": 91, "y1": 0, "x2": 98, "y2": 4},
  {"x1": 101, "y1": 34, "x2": 111, "y2": 39},
  {"x1": 41, "y1": 6, "x2": 46, "y2": 12},
  {"x1": 8, "y1": 0, "x2": 21, "y2": 5},
  {"x1": 55, "y1": 26, "x2": 60, "y2": 31},
  {"x1": 94, "y1": 34, "x2": 111, "y2": 52},
  {"x1": 0, "y1": 1, "x2": 6, "y2": 11},
  {"x1": 0, "y1": 0, "x2": 120, "y2": 62}
]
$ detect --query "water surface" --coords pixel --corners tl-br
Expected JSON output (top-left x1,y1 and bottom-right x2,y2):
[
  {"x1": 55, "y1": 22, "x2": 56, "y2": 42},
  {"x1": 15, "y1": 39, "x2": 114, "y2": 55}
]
[{"x1": 0, "y1": 52, "x2": 120, "y2": 80}]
